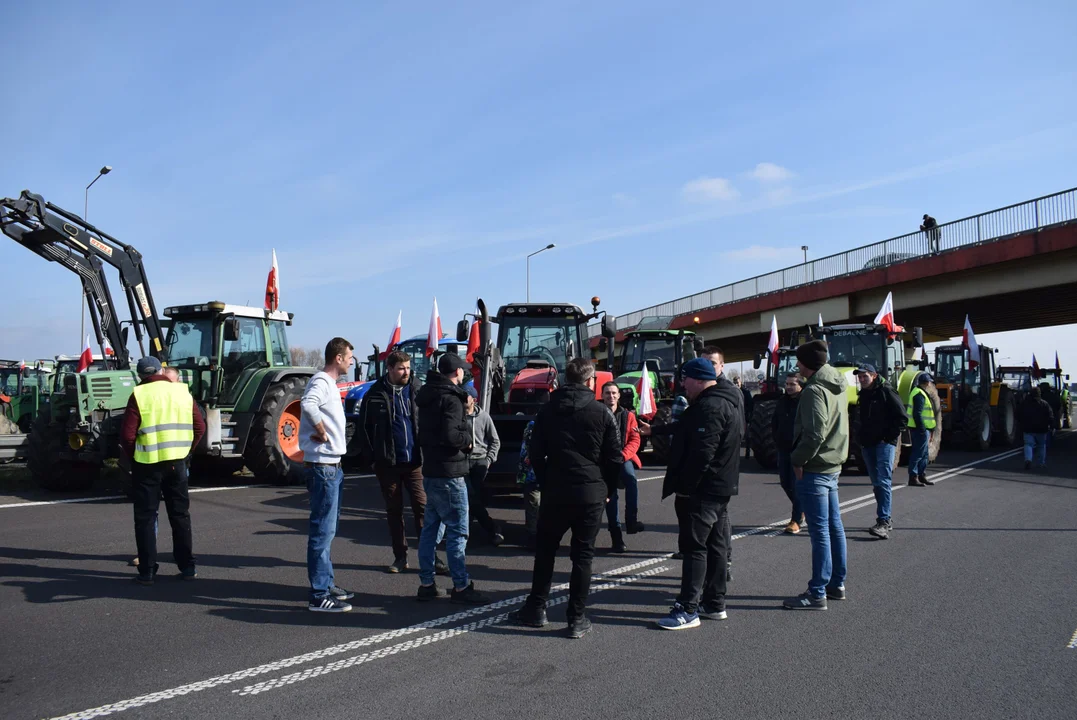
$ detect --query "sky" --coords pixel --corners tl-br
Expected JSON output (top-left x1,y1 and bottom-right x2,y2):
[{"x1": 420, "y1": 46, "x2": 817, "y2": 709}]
[{"x1": 2, "y1": 1, "x2": 1076, "y2": 376}]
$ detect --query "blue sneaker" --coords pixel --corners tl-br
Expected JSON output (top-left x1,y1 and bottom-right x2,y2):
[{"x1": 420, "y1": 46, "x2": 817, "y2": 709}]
[{"x1": 656, "y1": 603, "x2": 700, "y2": 630}]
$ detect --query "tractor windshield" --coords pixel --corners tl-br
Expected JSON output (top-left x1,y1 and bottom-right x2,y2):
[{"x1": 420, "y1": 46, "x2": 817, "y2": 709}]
[
  {"x1": 822, "y1": 330, "x2": 885, "y2": 369},
  {"x1": 499, "y1": 316, "x2": 581, "y2": 396},
  {"x1": 999, "y1": 370, "x2": 1032, "y2": 392},
  {"x1": 934, "y1": 351, "x2": 965, "y2": 384},
  {"x1": 620, "y1": 336, "x2": 678, "y2": 375},
  {"x1": 165, "y1": 318, "x2": 215, "y2": 368},
  {"x1": 0, "y1": 368, "x2": 19, "y2": 395}
]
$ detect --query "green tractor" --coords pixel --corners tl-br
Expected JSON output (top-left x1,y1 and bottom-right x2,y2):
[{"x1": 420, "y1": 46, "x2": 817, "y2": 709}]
[
  {"x1": 609, "y1": 316, "x2": 703, "y2": 464},
  {"x1": 3, "y1": 190, "x2": 316, "y2": 491},
  {"x1": 0, "y1": 361, "x2": 50, "y2": 434}
]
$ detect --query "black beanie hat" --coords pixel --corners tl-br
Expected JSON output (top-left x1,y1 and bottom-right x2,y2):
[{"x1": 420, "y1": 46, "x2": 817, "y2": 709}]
[{"x1": 796, "y1": 340, "x2": 829, "y2": 371}]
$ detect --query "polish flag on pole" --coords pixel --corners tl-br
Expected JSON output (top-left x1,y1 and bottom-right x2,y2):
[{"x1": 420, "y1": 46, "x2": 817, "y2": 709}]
[
  {"x1": 1032, "y1": 354, "x2": 1041, "y2": 380},
  {"x1": 264, "y1": 249, "x2": 280, "y2": 312},
  {"x1": 426, "y1": 297, "x2": 443, "y2": 357},
  {"x1": 873, "y1": 291, "x2": 899, "y2": 334},
  {"x1": 76, "y1": 335, "x2": 93, "y2": 373},
  {"x1": 1056, "y1": 352, "x2": 1062, "y2": 373},
  {"x1": 636, "y1": 361, "x2": 657, "y2": 418},
  {"x1": 767, "y1": 315, "x2": 780, "y2": 366},
  {"x1": 466, "y1": 320, "x2": 481, "y2": 363},
  {"x1": 962, "y1": 315, "x2": 980, "y2": 369},
  {"x1": 379, "y1": 311, "x2": 402, "y2": 360},
  {"x1": 103, "y1": 337, "x2": 115, "y2": 357}
]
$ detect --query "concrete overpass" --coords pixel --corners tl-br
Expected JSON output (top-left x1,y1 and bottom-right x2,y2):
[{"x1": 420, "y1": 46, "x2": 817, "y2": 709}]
[{"x1": 592, "y1": 187, "x2": 1077, "y2": 362}]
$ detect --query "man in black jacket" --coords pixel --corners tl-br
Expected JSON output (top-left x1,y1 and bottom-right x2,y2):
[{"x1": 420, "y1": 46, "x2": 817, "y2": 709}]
[
  {"x1": 855, "y1": 364, "x2": 907, "y2": 540},
  {"x1": 359, "y1": 350, "x2": 446, "y2": 575},
  {"x1": 510, "y1": 358, "x2": 622, "y2": 639},
  {"x1": 1018, "y1": 386, "x2": 1054, "y2": 470},
  {"x1": 655, "y1": 357, "x2": 743, "y2": 630},
  {"x1": 772, "y1": 373, "x2": 803, "y2": 534},
  {"x1": 414, "y1": 353, "x2": 489, "y2": 604}
]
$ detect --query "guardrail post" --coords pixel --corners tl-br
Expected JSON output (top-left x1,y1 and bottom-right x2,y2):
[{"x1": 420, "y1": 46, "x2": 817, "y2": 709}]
[
  {"x1": 755, "y1": 277, "x2": 758, "y2": 295},
  {"x1": 1034, "y1": 200, "x2": 1039, "y2": 228},
  {"x1": 976, "y1": 217, "x2": 981, "y2": 243}
]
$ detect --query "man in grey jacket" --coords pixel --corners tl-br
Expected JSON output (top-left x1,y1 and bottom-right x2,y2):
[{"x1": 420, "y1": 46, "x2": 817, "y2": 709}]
[{"x1": 465, "y1": 383, "x2": 503, "y2": 546}]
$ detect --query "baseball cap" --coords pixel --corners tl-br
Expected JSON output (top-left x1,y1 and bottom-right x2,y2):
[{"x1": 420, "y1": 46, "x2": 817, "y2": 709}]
[
  {"x1": 137, "y1": 356, "x2": 162, "y2": 377},
  {"x1": 918, "y1": 372, "x2": 934, "y2": 383},
  {"x1": 464, "y1": 381, "x2": 478, "y2": 399},
  {"x1": 437, "y1": 353, "x2": 469, "y2": 374},
  {"x1": 681, "y1": 357, "x2": 717, "y2": 381},
  {"x1": 855, "y1": 364, "x2": 877, "y2": 374}
]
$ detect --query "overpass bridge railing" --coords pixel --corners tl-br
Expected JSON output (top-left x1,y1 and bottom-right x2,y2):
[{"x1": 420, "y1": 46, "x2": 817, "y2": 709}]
[{"x1": 590, "y1": 186, "x2": 1077, "y2": 337}]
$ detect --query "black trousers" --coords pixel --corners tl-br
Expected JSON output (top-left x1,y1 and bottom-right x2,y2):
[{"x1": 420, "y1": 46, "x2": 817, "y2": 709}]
[
  {"x1": 526, "y1": 500, "x2": 604, "y2": 621},
  {"x1": 133, "y1": 459, "x2": 194, "y2": 575},
  {"x1": 467, "y1": 461, "x2": 499, "y2": 538},
  {"x1": 675, "y1": 495, "x2": 730, "y2": 614}
]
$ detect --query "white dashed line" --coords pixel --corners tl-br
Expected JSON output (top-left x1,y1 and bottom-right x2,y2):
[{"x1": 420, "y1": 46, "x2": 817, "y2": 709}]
[
  {"x1": 1067, "y1": 628, "x2": 1077, "y2": 649},
  {"x1": 0, "y1": 484, "x2": 274, "y2": 510}
]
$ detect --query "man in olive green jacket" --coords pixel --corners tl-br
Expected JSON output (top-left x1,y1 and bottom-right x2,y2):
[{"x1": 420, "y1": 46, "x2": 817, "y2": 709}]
[{"x1": 784, "y1": 340, "x2": 849, "y2": 611}]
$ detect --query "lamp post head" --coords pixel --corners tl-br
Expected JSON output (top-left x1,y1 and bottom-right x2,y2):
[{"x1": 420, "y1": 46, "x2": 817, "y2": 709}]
[
  {"x1": 546, "y1": 243, "x2": 555, "y2": 249},
  {"x1": 801, "y1": 245, "x2": 808, "y2": 251},
  {"x1": 100, "y1": 166, "x2": 112, "y2": 175}
]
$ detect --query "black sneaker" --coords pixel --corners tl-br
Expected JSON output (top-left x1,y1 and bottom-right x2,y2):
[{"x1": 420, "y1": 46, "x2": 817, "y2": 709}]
[
  {"x1": 1024, "y1": 460, "x2": 1032, "y2": 470},
  {"x1": 179, "y1": 567, "x2": 197, "y2": 580},
  {"x1": 671, "y1": 551, "x2": 684, "y2": 560},
  {"x1": 329, "y1": 584, "x2": 354, "y2": 601},
  {"x1": 450, "y1": 582, "x2": 490, "y2": 605},
  {"x1": 416, "y1": 583, "x2": 444, "y2": 601},
  {"x1": 919, "y1": 473, "x2": 935, "y2": 486},
  {"x1": 566, "y1": 616, "x2": 593, "y2": 639},
  {"x1": 868, "y1": 521, "x2": 890, "y2": 540},
  {"x1": 698, "y1": 604, "x2": 728, "y2": 621},
  {"x1": 907, "y1": 476, "x2": 923, "y2": 487},
  {"x1": 309, "y1": 596, "x2": 352, "y2": 613},
  {"x1": 826, "y1": 585, "x2": 846, "y2": 601},
  {"x1": 387, "y1": 556, "x2": 408, "y2": 574},
  {"x1": 626, "y1": 521, "x2": 646, "y2": 535},
  {"x1": 490, "y1": 532, "x2": 505, "y2": 547},
  {"x1": 132, "y1": 574, "x2": 154, "y2": 587},
  {"x1": 783, "y1": 593, "x2": 827, "y2": 610},
  {"x1": 434, "y1": 555, "x2": 450, "y2": 576},
  {"x1": 510, "y1": 604, "x2": 548, "y2": 627}
]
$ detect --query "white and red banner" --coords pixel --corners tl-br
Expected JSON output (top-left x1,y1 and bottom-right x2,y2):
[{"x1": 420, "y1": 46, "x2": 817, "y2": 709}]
[
  {"x1": 636, "y1": 361, "x2": 656, "y2": 418},
  {"x1": 426, "y1": 297, "x2": 443, "y2": 357},
  {"x1": 767, "y1": 315, "x2": 780, "y2": 366},
  {"x1": 962, "y1": 315, "x2": 980, "y2": 369},
  {"x1": 76, "y1": 335, "x2": 93, "y2": 373},
  {"x1": 264, "y1": 249, "x2": 280, "y2": 312},
  {"x1": 379, "y1": 311, "x2": 402, "y2": 360},
  {"x1": 873, "y1": 291, "x2": 899, "y2": 334}
]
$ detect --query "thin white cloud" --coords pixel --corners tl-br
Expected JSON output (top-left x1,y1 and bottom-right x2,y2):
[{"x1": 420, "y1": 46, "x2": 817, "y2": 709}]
[
  {"x1": 682, "y1": 176, "x2": 740, "y2": 203},
  {"x1": 726, "y1": 245, "x2": 797, "y2": 261},
  {"x1": 751, "y1": 162, "x2": 795, "y2": 183}
]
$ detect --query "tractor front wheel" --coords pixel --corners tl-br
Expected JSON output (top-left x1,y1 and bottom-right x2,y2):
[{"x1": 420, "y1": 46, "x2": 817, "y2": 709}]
[
  {"x1": 992, "y1": 387, "x2": 1018, "y2": 447},
  {"x1": 27, "y1": 411, "x2": 99, "y2": 492},
  {"x1": 647, "y1": 404, "x2": 674, "y2": 467},
  {"x1": 749, "y1": 398, "x2": 778, "y2": 470},
  {"x1": 244, "y1": 377, "x2": 308, "y2": 485},
  {"x1": 962, "y1": 397, "x2": 992, "y2": 451}
]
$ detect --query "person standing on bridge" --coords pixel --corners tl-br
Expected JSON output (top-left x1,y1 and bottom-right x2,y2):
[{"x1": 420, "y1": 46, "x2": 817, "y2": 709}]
[
  {"x1": 511, "y1": 358, "x2": 622, "y2": 639},
  {"x1": 1018, "y1": 386, "x2": 1054, "y2": 470},
  {"x1": 784, "y1": 340, "x2": 848, "y2": 611},
  {"x1": 300, "y1": 338, "x2": 356, "y2": 612},
  {"x1": 921, "y1": 214, "x2": 940, "y2": 253},
  {"x1": 906, "y1": 373, "x2": 937, "y2": 487},
  {"x1": 773, "y1": 373, "x2": 804, "y2": 534},
  {"x1": 855, "y1": 364, "x2": 907, "y2": 540},
  {"x1": 600, "y1": 381, "x2": 643, "y2": 553}
]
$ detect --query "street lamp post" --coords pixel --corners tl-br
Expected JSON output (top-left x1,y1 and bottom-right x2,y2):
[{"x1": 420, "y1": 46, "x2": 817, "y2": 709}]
[
  {"x1": 526, "y1": 243, "x2": 556, "y2": 302},
  {"x1": 81, "y1": 166, "x2": 112, "y2": 345},
  {"x1": 801, "y1": 245, "x2": 808, "y2": 263}
]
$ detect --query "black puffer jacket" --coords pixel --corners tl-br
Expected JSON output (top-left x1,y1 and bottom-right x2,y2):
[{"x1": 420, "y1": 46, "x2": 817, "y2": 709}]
[
  {"x1": 416, "y1": 371, "x2": 471, "y2": 478},
  {"x1": 662, "y1": 378, "x2": 743, "y2": 500},
  {"x1": 357, "y1": 376, "x2": 422, "y2": 468},
  {"x1": 857, "y1": 378, "x2": 906, "y2": 447},
  {"x1": 771, "y1": 392, "x2": 801, "y2": 454},
  {"x1": 1017, "y1": 395, "x2": 1054, "y2": 434},
  {"x1": 530, "y1": 384, "x2": 622, "y2": 505}
]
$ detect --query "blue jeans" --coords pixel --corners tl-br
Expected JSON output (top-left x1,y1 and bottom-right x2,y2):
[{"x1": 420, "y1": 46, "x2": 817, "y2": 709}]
[
  {"x1": 306, "y1": 463, "x2": 344, "y2": 601},
  {"x1": 1024, "y1": 433, "x2": 1047, "y2": 465},
  {"x1": 862, "y1": 442, "x2": 895, "y2": 523},
  {"x1": 776, "y1": 451, "x2": 801, "y2": 524},
  {"x1": 796, "y1": 472, "x2": 847, "y2": 599},
  {"x1": 418, "y1": 477, "x2": 469, "y2": 589},
  {"x1": 909, "y1": 428, "x2": 930, "y2": 479},
  {"x1": 605, "y1": 461, "x2": 639, "y2": 530}
]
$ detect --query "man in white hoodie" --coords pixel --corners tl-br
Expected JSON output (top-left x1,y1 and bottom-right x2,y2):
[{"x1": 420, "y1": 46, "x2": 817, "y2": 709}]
[{"x1": 300, "y1": 337, "x2": 355, "y2": 613}]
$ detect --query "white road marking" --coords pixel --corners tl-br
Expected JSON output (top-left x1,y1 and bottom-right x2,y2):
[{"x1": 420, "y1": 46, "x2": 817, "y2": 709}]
[
  {"x1": 0, "y1": 484, "x2": 270, "y2": 510},
  {"x1": 1067, "y1": 627, "x2": 1077, "y2": 650}
]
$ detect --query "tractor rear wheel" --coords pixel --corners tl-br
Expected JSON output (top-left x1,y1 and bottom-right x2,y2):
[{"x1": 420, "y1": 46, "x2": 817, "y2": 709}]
[
  {"x1": 992, "y1": 387, "x2": 1018, "y2": 446},
  {"x1": 647, "y1": 404, "x2": 674, "y2": 467},
  {"x1": 749, "y1": 398, "x2": 778, "y2": 470},
  {"x1": 245, "y1": 377, "x2": 308, "y2": 485},
  {"x1": 27, "y1": 410, "x2": 99, "y2": 492},
  {"x1": 962, "y1": 397, "x2": 992, "y2": 451},
  {"x1": 924, "y1": 382, "x2": 943, "y2": 462}
]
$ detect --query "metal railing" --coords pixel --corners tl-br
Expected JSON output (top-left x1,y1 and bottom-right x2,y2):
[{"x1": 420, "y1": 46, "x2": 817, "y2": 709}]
[{"x1": 590, "y1": 187, "x2": 1077, "y2": 337}]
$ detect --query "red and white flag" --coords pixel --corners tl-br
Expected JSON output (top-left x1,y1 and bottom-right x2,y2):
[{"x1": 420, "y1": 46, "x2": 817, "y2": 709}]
[
  {"x1": 466, "y1": 320, "x2": 481, "y2": 363},
  {"x1": 379, "y1": 311, "x2": 402, "y2": 360},
  {"x1": 18, "y1": 359, "x2": 25, "y2": 371},
  {"x1": 426, "y1": 297, "x2": 443, "y2": 357},
  {"x1": 264, "y1": 249, "x2": 280, "y2": 312},
  {"x1": 103, "y1": 337, "x2": 115, "y2": 357},
  {"x1": 962, "y1": 315, "x2": 980, "y2": 369},
  {"x1": 76, "y1": 335, "x2": 93, "y2": 373},
  {"x1": 636, "y1": 361, "x2": 657, "y2": 418},
  {"x1": 1032, "y1": 354, "x2": 1041, "y2": 379},
  {"x1": 767, "y1": 315, "x2": 780, "y2": 366},
  {"x1": 873, "y1": 291, "x2": 899, "y2": 334}
]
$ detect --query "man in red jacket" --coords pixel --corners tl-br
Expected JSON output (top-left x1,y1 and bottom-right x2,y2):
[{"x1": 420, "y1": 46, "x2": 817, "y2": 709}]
[{"x1": 601, "y1": 382, "x2": 644, "y2": 552}]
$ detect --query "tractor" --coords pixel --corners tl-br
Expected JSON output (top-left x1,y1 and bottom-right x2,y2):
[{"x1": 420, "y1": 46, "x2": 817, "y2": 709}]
[
  {"x1": 609, "y1": 317, "x2": 703, "y2": 464},
  {"x1": 0, "y1": 361, "x2": 50, "y2": 434},
  {"x1": 932, "y1": 345, "x2": 1017, "y2": 450},
  {"x1": 460, "y1": 297, "x2": 617, "y2": 488},
  {"x1": 996, "y1": 365, "x2": 1070, "y2": 431},
  {"x1": 2, "y1": 190, "x2": 316, "y2": 491},
  {"x1": 748, "y1": 338, "x2": 802, "y2": 469}
]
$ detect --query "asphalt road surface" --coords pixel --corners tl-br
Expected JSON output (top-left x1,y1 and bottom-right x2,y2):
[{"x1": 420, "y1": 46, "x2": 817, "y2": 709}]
[{"x1": 2, "y1": 434, "x2": 1075, "y2": 720}]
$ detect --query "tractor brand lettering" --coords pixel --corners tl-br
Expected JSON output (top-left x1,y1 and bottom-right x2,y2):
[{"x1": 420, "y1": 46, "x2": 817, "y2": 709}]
[
  {"x1": 830, "y1": 329, "x2": 870, "y2": 336},
  {"x1": 135, "y1": 284, "x2": 152, "y2": 318},
  {"x1": 89, "y1": 238, "x2": 114, "y2": 256}
]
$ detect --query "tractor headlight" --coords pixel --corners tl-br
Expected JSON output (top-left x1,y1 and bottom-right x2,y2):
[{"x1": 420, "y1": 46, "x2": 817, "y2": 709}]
[{"x1": 68, "y1": 433, "x2": 88, "y2": 450}]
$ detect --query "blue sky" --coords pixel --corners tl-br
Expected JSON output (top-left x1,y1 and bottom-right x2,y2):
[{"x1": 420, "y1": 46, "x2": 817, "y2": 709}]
[{"x1": 2, "y1": 0, "x2": 1076, "y2": 373}]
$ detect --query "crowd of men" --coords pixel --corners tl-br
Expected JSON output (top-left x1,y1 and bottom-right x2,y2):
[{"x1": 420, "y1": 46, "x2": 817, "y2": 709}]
[{"x1": 117, "y1": 333, "x2": 1060, "y2": 635}]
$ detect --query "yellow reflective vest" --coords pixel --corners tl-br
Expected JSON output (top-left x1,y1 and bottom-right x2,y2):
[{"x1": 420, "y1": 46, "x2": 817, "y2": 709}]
[
  {"x1": 906, "y1": 386, "x2": 937, "y2": 430},
  {"x1": 133, "y1": 381, "x2": 195, "y2": 464}
]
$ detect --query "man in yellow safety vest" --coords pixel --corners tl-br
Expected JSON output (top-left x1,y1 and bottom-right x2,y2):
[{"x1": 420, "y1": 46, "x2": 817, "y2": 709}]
[
  {"x1": 906, "y1": 372, "x2": 937, "y2": 487},
  {"x1": 120, "y1": 356, "x2": 205, "y2": 585}
]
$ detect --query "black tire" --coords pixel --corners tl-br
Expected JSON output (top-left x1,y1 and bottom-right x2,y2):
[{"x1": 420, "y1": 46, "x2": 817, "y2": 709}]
[
  {"x1": 647, "y1": 404, "x2": 674, "y2": 467},
  {"x1": 244, "y1": 376, "x2": 308, "y2": 485},
  {"x1": 27, "y1": 410, "x2": 99, "y2": 492},
  {"x1": 749, "y1": 398, "x2": 778, "y2": 470},
  {"x1": 962, "y1": 396, "x2": 992, "y2": 451},
  {"x1": 923, "y1": 383, "x2": 943, "y2": 462},
  {"x1": 17, "y1": 413, "x2": 32, "y2": 434},
  {"x1": 992, "y1": 387, "x2": 1018, "y2": 447},
  {"x1": 847, "y1": 404, "x2": 866, "y2": 475}
]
